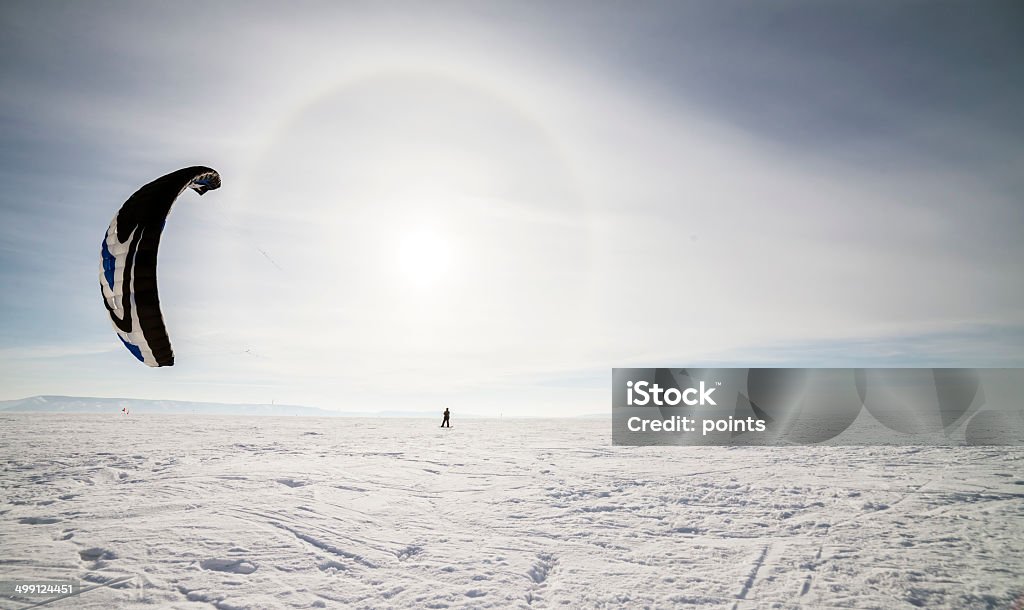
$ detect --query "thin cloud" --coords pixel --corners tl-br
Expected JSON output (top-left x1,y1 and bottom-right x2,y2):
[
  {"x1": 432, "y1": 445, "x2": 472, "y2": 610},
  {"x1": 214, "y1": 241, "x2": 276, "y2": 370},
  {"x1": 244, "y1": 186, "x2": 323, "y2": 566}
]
[{"x1": 0, "y1": 2, "x2": 1021, "y2": 412}]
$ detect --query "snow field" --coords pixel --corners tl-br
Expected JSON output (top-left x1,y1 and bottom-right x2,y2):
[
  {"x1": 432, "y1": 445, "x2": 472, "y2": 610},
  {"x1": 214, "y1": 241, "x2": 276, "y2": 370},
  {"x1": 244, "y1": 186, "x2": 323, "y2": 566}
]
[{"x1": 1, "y1": 415, "x2": 1021, "y2": 609}]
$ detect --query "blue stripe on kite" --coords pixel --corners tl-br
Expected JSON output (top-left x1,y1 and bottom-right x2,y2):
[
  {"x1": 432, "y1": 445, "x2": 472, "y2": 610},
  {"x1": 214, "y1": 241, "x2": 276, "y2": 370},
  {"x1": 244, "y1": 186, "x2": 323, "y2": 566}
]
[
  {"x1": 101, "y1": 239, "x2": 116, "y2": 290},
  {"x1": 119, "y1": 336, "x2": 144, "y2": 362}
]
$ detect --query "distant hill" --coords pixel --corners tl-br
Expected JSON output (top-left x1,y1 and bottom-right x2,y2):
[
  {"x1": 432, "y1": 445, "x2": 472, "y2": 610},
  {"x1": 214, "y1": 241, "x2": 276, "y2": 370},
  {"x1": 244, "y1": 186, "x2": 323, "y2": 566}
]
[{"x1": 0, "y1": 396, "x2": 448, "y2": 417}]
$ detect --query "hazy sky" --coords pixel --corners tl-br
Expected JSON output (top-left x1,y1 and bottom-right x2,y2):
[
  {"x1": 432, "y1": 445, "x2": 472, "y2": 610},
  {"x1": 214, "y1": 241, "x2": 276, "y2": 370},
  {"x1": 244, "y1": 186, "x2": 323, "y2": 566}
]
[{"x1": 1, "y1": 1, "x2": 1022, "y2": 414}]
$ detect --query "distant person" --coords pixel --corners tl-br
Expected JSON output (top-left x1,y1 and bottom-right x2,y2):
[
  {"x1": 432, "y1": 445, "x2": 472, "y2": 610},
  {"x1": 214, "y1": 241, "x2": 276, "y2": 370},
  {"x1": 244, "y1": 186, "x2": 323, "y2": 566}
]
[{"x1": 441, "y1": 408, "x2": 450, "y2": 428}]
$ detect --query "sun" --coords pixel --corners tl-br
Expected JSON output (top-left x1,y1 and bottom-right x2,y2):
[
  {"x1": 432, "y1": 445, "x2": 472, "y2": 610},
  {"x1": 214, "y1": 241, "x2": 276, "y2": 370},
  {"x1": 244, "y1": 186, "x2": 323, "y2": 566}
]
[{"x1": 394, "y1": 224, "x2": 453, "y2": 288}]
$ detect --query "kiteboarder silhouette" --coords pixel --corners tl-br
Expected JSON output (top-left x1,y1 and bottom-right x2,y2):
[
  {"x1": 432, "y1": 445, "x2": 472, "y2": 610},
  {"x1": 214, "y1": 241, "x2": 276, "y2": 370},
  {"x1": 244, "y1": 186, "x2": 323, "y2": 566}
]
[{"x1": 441, "y1": 408, "x2": 450, "y2": 428}]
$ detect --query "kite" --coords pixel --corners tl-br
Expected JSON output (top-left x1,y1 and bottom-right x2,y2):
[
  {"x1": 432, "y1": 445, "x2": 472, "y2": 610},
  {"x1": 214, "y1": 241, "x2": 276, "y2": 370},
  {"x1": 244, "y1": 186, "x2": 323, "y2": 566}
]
[{"x1": 99, "y1": 166, "x2": 221, "y2": 366}]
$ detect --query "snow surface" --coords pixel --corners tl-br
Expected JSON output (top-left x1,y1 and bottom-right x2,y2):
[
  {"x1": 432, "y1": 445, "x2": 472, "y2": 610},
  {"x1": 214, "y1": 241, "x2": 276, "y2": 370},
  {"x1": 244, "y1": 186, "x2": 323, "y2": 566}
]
[{"x1": 1, "y1": 414, "x2": 1022, "y2": 609}]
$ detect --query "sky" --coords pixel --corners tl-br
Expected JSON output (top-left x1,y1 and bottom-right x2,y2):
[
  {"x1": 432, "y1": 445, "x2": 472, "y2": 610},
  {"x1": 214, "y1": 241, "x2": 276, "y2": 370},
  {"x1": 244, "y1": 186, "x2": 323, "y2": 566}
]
[{"x1": 1, "y1": 1, "x2": 1022, "y2": 415}]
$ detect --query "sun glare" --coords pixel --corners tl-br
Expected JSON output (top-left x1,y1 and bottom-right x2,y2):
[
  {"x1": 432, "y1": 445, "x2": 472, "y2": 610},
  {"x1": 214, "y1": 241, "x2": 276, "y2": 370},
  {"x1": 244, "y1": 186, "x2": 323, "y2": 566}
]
[{"x1": 395, "y1": 225, "x2": 453, "y2": 288}]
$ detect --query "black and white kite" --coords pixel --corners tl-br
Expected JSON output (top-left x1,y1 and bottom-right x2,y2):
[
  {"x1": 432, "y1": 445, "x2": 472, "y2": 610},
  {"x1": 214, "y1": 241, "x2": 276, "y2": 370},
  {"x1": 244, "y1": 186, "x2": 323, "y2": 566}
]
[{"x1": 100, "y1": 166, "x2": 221, "y2": 367}]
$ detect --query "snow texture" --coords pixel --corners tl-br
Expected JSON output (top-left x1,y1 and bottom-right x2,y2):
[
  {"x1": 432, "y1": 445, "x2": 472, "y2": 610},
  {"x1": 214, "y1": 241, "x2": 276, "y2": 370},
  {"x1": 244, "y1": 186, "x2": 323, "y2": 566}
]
[{"x1": 1, "y1": 414, "x2": 1022, "y2": 609}]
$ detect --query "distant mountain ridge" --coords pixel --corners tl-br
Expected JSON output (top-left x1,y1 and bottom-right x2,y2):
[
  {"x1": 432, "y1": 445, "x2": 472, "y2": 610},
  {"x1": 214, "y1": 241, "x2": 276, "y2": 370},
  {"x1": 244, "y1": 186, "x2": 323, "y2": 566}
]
[{"x1": 0, "y1": 395, "x2": 445, "y2": 417}]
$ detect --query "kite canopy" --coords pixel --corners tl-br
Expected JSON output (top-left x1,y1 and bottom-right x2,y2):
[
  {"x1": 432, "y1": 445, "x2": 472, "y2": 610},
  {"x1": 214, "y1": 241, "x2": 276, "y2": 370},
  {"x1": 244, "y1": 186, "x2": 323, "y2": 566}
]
[{"x1": 100, "y1": 166, "x2": 221, "y2": 367}]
